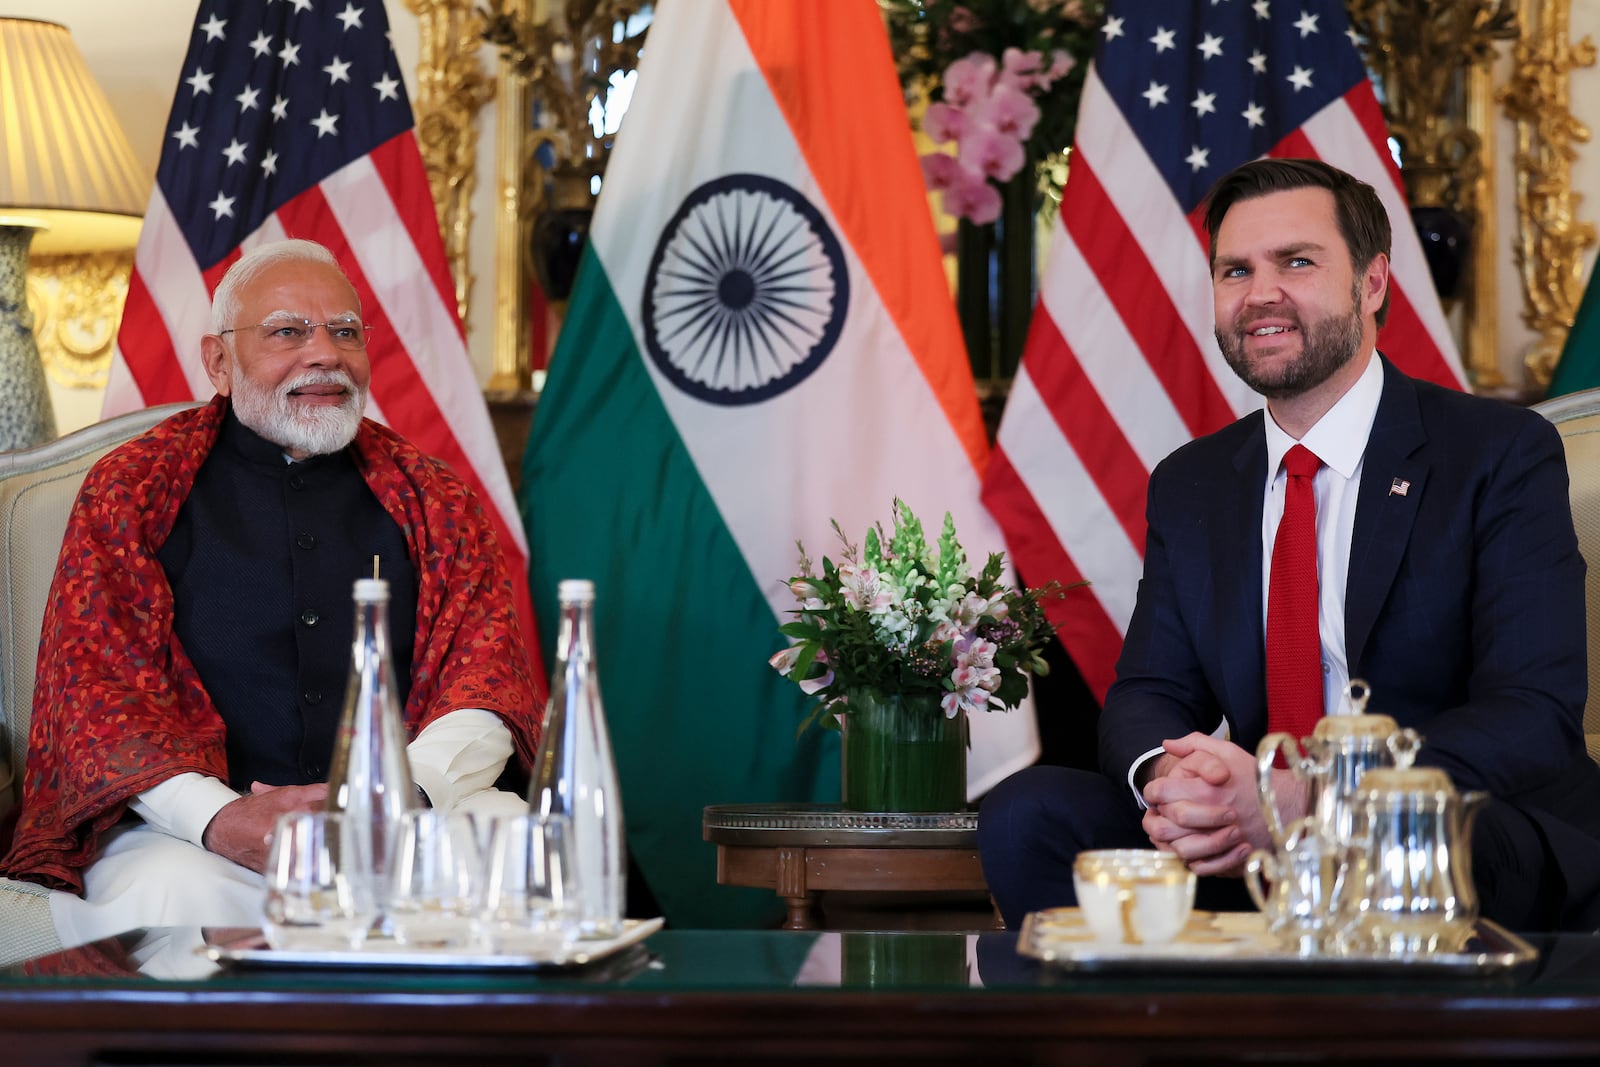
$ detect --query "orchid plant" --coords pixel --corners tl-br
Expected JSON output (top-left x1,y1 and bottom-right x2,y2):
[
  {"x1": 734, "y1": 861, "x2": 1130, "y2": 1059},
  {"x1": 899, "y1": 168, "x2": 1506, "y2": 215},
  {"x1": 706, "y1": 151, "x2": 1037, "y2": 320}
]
[
  {"x1": 770, "y1": 500, "x2": 1061, "y2": 735},
  {"x1": 882, "y1": 0, "x2": 1104, "y2": 224}
]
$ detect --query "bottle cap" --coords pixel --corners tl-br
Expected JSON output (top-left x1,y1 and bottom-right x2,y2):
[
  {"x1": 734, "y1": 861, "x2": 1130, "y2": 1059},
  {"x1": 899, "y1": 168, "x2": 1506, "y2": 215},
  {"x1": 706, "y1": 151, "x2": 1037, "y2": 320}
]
[
  {"x1": 558, "y1": 578, "x2": 596, "y2": 602},
  {"x1": 353, "y1": 577, "x2": 390, "y2": 601}
]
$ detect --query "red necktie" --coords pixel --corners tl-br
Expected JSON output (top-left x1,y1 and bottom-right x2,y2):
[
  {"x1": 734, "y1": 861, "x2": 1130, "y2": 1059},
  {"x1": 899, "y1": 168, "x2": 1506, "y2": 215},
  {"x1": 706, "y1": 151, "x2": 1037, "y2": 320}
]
[{"x1": 1266, "y1": 444, "x2": 1324, "y2": 739}]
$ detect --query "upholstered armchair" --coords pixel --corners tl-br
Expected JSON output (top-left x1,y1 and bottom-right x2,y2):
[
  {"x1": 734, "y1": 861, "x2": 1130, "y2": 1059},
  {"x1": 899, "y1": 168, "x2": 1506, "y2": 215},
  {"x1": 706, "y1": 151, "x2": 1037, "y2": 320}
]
[
  {"x1": 1535, "y1": 388, "x2": 1600, "y2": 764},
  {"x1": 0, "y1": 402, "x2": 196, "y2": 965}
]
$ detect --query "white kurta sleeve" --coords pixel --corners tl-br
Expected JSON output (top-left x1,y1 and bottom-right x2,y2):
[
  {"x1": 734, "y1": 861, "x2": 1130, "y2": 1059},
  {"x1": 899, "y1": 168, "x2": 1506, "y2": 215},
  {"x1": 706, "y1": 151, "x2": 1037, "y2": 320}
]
[
  {"x1": 406, "y1": 707, "x2": 525, "y2": 820},
  {"x1": 129, "y1": 772, "x2": 241, "y2": 848}
]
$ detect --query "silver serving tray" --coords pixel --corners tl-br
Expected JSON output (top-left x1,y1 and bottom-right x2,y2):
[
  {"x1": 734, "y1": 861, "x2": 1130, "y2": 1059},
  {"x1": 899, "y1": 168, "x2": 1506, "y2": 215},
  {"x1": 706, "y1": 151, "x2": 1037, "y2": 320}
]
[
  {"x1": 1017, "y1": 909, "x2": 1537, "y2": 977},
  {"x1": 200, "y1": 916, "x2": 663, "y2": 971}
]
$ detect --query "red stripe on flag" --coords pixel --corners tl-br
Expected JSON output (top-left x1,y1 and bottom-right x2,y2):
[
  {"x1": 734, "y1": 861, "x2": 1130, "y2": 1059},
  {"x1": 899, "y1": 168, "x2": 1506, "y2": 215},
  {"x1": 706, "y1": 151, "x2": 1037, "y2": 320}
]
[
  {"x1": 1347, "y1": 88, "x2": 1409, "y2": 194},
  {"x1": 118, "y1": 272, "x2": 193, "y2": 405},
  {"x1": 271, "y1": 187, "x2": 472, "y2": 467},
  {"x1": 1268, "y1": 131, "x2": 1461, "y2": 389},
  {"x1": 270, "y1": 188, "x2": 539, "y2": 660},
  {"x1": 1062, "y1": 158, "x2": 1236, "y2": 439},
  {"x1": 1019, "y1": 308, "x2": 1150, "y2": 553},
  {"x1": 366, "y1": 133, "x2": 465, "y2": 339},
  {"x1": 982, "y1": 447, "x2": 1123, "y2": 701}
]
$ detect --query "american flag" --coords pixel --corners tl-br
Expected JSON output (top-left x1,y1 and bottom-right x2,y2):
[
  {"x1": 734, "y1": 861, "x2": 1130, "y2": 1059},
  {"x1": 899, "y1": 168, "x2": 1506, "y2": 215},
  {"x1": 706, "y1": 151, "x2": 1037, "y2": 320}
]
[
  {"x1": 981, "y1": 0, "x2": 1465, "y2": 701},
  {"x1": 104, "y1": 0, "x2": 536, "y2": 655}
]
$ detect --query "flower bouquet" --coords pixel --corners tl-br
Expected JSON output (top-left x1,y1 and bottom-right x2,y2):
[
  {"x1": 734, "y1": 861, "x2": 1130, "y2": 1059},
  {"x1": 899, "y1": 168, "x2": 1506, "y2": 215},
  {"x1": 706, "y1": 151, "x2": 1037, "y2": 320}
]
[
  {"x1": 882, "y1": 0, "x2": 1104, "y2": 224},
  {"x1": 770, "y1": 500, "x2": 1060, "y2": 811}
]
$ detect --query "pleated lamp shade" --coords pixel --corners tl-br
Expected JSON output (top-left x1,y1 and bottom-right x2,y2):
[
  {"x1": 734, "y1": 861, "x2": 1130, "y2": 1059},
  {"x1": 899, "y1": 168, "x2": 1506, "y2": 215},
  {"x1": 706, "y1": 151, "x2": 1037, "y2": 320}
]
[{"x1": 0, "y1": 17, "x2": 146, "y2": 253}]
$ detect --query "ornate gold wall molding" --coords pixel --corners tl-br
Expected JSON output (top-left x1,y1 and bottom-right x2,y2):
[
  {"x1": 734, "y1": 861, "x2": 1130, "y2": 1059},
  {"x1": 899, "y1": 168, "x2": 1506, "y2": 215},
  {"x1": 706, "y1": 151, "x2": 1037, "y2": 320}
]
[
  {"x1": 1499, "y1": 0, "x2": 1597, "y2": 388},
  {"x1": 402, "y1": 0, "x2": 495, "y2": 330},
  {"x1": 482, "y1": 0, "x2": 649, "y2": 395},
  {"x1": 1347, "y1": 1, "x2": 1518, "y2": 219},
  {"x1": 23, "y1": 252, "x2": 133, "y2": 390}
]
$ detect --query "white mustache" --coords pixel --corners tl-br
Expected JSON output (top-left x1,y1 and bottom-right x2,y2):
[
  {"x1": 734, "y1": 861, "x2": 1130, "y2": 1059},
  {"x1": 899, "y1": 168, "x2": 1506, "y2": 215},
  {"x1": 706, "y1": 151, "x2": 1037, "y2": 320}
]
[{"x1": 282, "y1": 370, "x2": 357, "y2": 396}]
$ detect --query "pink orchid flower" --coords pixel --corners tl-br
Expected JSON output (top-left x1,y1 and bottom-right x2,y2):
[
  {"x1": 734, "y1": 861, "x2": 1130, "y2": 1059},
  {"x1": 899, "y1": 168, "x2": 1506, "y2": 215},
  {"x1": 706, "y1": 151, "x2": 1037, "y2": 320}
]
[
  {"x1": 958, "y1": 124, "x2": 1026, "y2": 183},
  {"x1": 942, "y1": 53, "x2": 997, "y2": 109},
  {"x1": 923, "y1": 101, "x2": 966, "y2": 145},
  {"x1": 941, "y1": 168, "x2": 1003, "y2": 225}
]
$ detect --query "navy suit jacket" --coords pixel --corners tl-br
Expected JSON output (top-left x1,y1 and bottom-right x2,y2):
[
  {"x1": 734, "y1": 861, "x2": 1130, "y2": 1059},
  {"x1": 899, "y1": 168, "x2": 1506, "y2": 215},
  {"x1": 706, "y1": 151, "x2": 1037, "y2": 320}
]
[{"x1": 1101, "y1": 356, "x2": 1600, "y2": 926}]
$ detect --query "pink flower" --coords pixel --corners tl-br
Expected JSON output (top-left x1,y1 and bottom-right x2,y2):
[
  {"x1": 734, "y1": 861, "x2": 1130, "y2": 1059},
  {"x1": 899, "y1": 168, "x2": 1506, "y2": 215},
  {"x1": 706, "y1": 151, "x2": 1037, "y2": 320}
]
[
  {"x1": 958, "y1": 124, "x2": 1026, "y2": 183},
  {"x1": 970, "y1": 81, "x2": 1041, "y2": 144},
  {"x1": 941, "y1": 169, "x2": 1003, "y2": 225},
  {"x1": 942, "y1": 53, "x2": 997, "y2": 109},
  {"x1": 1000, "y1": 48, "x2": 1044, "y2": 92},
  {"x1": 1047, "y1": 49, "x2": 1077, "y2": 83},
  {"x1": 920, "y1": 152, "x2": 963, "y2": 192},
  {"x1": 923, "y1": 102, "x2": 966, "y2": 145}
]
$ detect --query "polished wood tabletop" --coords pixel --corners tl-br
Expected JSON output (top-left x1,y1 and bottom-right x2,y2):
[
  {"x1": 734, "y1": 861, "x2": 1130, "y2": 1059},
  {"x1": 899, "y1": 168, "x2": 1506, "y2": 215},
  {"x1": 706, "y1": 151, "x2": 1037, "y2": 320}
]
[{"x1": 7, "y1": 926, "x2": 1600, "y2": 1064}]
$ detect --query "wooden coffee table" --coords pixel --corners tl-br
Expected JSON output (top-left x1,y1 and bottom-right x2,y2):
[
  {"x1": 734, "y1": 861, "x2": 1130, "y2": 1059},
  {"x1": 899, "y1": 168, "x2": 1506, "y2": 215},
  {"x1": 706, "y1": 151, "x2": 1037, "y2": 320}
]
[{"x1": 702, "y1": 802, "x2": 992, "y2": 929}]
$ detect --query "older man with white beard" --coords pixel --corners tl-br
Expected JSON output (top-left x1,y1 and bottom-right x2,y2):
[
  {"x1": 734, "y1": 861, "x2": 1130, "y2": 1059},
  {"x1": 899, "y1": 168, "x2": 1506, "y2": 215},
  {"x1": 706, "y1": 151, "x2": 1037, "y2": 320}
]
[{"x1": 0, "y1": 240, "x2": 541, "y2": 945}]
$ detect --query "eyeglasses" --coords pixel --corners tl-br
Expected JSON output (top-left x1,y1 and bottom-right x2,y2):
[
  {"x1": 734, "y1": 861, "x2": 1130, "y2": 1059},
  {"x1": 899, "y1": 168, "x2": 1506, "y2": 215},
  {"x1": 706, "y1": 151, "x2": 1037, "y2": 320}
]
[{"x1": 218, "y1": 318, "x2": 374, "y2": 351}]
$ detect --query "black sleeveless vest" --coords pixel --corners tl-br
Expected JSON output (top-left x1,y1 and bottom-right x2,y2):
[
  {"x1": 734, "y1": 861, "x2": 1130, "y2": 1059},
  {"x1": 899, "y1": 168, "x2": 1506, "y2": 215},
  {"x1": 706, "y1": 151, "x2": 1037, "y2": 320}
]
[{"x1": 158, "y1": 412, "x2": 418, "y2": 789}]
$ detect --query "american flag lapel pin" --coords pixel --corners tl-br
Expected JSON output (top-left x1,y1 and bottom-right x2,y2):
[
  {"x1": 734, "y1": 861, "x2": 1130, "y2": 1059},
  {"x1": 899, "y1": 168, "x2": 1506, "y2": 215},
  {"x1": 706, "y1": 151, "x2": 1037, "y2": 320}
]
[{"x1": 1390, "y1": 478, "x2": 1411, "y2": 497}]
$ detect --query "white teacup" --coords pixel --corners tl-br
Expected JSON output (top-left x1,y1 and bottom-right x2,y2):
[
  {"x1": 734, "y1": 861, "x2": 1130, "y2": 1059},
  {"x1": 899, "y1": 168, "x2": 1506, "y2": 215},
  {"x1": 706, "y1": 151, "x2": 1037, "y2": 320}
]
[{"x1": 1072, "y1": 849, "x2": 1196, "y2": 946}]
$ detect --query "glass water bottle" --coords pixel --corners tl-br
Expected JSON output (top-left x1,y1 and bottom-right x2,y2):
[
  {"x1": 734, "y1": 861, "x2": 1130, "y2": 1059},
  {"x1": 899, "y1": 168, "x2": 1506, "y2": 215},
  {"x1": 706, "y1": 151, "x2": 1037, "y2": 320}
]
[
  {"x1": 326, "y1": 577, "x2": 419, "y2": 927},
  {"x1": 530, "y1": 579, "x2": 626, "y2": 939}
]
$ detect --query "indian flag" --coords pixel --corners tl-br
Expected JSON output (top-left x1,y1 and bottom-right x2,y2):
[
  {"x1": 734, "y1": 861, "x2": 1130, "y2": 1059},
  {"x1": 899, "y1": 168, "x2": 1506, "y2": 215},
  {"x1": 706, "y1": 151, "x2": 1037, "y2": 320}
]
[{"x1": 521, "y1": 0, "x2": 1037, "y2": 927}]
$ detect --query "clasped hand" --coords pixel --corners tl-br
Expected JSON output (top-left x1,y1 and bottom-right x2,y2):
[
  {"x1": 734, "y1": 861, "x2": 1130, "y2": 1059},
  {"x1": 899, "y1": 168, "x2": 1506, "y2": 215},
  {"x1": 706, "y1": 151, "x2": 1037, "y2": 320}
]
[
  {"x1": 1140, "y1": 733, "x2": 1307, "y2": 877},
  {"x1": 201, "y1": 781, "x2": 329, "y2": 873}
]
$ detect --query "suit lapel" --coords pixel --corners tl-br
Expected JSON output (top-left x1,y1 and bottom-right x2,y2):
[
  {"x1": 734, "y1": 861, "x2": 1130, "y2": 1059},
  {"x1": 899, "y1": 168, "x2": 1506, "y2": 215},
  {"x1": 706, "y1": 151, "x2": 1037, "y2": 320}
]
[
  {"x1": 1345, "y1": 358, "x2": 1428, "y2": 673},
  {"x1": 1216, "y1": 417, "x2": 1269, "y2": 735}
]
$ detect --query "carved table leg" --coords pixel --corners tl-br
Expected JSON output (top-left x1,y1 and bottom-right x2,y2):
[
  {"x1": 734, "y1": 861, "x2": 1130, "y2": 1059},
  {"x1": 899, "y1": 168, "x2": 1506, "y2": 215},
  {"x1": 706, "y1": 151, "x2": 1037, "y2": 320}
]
[{"x1": 775, "y1": 846, "x2": 816, "y2": 929}]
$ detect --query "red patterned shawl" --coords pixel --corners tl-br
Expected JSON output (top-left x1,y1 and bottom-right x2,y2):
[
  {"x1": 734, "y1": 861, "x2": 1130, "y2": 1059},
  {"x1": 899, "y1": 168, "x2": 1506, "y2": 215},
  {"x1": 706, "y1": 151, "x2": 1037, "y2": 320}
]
[{"x1": 0, "y1": 397, "x2": 541, "y2": 891}]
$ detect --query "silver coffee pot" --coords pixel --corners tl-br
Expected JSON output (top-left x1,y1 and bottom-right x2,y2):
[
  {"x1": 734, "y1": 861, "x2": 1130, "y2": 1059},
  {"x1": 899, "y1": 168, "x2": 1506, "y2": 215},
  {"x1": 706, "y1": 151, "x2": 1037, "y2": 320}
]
[
  {"x1": 1256, "y1": 680, "x2": 1415, "y2": 849},
  {"x1": 1336, "y1": 731, "x2": 1487, "y2": 957}
]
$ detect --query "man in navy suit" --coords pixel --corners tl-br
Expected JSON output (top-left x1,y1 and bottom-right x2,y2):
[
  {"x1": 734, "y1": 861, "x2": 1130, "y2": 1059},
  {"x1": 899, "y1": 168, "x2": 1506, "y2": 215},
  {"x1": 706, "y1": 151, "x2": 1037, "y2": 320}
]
[{"x1": 979, "y1": 158, "x2": 1600, "y2": 932}]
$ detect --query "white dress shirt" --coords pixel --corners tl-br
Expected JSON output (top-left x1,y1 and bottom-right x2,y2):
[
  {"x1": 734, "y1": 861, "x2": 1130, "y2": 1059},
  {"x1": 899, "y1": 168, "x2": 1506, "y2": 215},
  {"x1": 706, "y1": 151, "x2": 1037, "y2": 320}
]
[{"x1": 1126, "y1": 351, "x2": 1384, "y2": 800}]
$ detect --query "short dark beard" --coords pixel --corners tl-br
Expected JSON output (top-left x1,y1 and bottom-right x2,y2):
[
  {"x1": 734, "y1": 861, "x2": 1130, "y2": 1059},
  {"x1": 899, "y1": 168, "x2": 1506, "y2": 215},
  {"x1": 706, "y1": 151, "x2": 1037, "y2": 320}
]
[{"x1": 1215, "y1": 283, "x2": 1364, "y2": 400}]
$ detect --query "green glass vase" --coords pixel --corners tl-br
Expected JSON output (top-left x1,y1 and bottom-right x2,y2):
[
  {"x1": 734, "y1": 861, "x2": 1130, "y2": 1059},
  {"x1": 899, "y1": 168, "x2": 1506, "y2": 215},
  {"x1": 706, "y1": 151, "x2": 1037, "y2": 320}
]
[
  {"x1": 841, "y1": 688, "x2": 966, "y2": 812},
  {"x1": 840, "y1": 931, "x2": 970, "y2": 988}
]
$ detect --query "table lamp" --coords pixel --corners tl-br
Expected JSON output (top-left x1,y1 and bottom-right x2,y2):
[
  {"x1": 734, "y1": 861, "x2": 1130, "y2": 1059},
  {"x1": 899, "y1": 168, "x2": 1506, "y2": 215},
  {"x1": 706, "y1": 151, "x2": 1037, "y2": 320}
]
[{"x1": 0, "y1": 17, "x2": 146, "y2": 451}]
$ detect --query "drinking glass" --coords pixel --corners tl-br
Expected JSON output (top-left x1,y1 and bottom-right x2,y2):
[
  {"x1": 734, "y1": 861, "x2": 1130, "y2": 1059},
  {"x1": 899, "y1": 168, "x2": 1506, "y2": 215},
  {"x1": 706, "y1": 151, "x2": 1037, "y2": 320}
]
[
  {"x1": 262, "y1": 811, "x2": 375, "y2": 951},
  {"x1": 480, "y1": 812, "x2": 578, "y2": 954},
  {"x1": 387, "y1": 810, "x2": 484, "y2": 949}
]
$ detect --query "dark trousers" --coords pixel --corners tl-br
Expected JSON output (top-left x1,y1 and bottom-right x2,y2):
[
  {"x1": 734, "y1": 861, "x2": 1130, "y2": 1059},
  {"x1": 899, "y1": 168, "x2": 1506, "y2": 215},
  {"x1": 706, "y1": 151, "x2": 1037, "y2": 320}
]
[{"x1": 977, "y1": 764, "x2": 1563, "y2": 933}]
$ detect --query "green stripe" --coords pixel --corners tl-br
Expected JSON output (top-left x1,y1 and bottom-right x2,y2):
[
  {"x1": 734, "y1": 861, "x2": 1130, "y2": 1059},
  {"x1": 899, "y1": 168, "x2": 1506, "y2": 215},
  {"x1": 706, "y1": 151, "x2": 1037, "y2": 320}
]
[{"x1": 521, "y1": 246, "x2": 838, "y2": 929}]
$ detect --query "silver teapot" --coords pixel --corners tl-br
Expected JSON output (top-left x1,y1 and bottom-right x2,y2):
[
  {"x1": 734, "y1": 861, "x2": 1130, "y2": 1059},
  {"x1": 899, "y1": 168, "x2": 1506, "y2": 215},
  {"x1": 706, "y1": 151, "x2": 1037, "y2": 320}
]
[
  {"x1": 1256, "y1": 680, "x2": 1415, "y2": 849},
  {"x1": 1336, "y1": 731, "x2": 1487, "y2": 957}
]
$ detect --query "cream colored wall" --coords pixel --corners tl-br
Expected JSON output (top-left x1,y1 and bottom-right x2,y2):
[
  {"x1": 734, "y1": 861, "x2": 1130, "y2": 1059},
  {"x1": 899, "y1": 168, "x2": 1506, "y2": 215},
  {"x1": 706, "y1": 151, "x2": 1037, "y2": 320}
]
[{"x1": 6, "y1": 0, "x2": 509, "y2": 434}]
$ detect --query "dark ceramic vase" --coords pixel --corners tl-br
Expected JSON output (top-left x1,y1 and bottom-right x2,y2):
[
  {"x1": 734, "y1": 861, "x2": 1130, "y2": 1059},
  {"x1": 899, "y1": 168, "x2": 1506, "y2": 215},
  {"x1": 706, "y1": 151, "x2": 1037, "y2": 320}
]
[
  {"x1": 1411, "y1": 205, "x2": 1471, "y2": 302},
  {"x1": 530, "y1": 207, "x2": 592, "y2": 302}
]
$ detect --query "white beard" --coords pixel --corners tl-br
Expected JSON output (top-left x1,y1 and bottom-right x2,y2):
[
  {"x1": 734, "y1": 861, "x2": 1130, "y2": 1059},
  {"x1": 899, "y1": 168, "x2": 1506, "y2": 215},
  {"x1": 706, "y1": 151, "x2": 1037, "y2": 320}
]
[{"x1": 229, "y1": 367, "x2": 366, "y2": 456}]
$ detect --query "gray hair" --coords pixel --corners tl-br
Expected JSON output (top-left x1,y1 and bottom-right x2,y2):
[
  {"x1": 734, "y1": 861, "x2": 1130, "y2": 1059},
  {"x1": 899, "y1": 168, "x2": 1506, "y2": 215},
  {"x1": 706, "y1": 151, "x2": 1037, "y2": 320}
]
[{"x1": 210, "y1": 239, "x2": 349, "y2": 334}]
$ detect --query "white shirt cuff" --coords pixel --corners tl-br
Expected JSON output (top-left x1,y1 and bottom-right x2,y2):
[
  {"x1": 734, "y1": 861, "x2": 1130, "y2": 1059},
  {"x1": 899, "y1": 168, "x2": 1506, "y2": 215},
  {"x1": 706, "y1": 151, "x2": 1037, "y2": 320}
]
[
  {"x1": 129, "y1": 773, "x2": 241, "y2": 848},
  {"x1": 1128, "y1": 747, "x2": 1165, "y2": 810},
  {"x1": 406, "y1": 707, "x2": 518, "y2": 814}
]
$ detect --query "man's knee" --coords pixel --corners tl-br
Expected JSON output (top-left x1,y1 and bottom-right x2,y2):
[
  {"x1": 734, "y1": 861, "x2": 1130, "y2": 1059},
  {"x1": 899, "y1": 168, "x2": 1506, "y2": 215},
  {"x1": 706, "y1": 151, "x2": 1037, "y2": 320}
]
[{"x1": 980, "y1": 765, "x2": 1134, "y2": 856}]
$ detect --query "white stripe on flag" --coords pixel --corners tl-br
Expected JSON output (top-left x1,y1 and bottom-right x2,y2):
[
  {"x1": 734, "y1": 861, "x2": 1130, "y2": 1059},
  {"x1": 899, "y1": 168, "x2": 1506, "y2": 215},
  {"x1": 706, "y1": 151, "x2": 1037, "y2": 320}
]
[
  {"x1": 1300, "y1": 105, "x2": 1462, "y2": 379},
  {"x1": 124, "y1": 191, "x2": 217, "y2": 402},
  {"x1": 1037, "y1": 214, "x2": 1195, "y2": 472},
  {"x1": 321, "y1": 157, "x2": 527, "y2": 553},
  {"x1": 998, "y1": 367, "x2": 1143, "y2": 634},
  {"x1": 1075, "y1": 71, "x2": 1260, "y2": 421}
]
